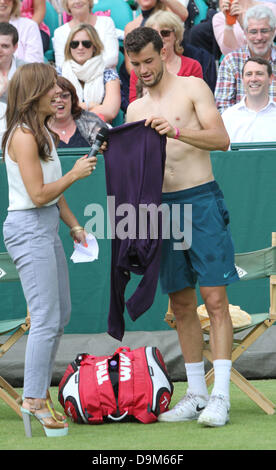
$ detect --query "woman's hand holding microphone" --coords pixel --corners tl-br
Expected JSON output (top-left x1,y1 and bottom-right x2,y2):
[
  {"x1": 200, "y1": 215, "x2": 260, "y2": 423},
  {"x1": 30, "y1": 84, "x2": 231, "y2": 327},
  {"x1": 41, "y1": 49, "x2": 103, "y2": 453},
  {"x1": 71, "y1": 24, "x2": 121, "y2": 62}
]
[{"x1": 72, "y1": 155, "x2": 97, "y2": 179}]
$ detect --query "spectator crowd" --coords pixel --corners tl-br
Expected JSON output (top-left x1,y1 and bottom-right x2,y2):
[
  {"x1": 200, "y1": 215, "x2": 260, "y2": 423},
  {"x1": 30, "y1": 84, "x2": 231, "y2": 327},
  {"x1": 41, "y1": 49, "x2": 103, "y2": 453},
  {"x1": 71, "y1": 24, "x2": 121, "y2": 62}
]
[{"x1": 0, "y1": 0, "x2": 276, "y2": 147}]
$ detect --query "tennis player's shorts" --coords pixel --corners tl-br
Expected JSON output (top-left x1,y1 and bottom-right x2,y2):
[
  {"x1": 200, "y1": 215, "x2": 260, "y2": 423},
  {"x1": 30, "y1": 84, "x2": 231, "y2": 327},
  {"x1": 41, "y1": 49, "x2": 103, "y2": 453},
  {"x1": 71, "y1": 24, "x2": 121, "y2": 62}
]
[{"x1": 159, "y1": 180, "x2": 239, "y2": 294}]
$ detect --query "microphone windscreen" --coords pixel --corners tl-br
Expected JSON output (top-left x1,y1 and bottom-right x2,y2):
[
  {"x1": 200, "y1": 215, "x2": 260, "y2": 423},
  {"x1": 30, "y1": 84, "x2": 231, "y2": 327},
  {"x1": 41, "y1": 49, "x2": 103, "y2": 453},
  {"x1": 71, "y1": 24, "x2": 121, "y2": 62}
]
[{"x1": 97, "y1": 127, "x2": 109, "y2": 142}]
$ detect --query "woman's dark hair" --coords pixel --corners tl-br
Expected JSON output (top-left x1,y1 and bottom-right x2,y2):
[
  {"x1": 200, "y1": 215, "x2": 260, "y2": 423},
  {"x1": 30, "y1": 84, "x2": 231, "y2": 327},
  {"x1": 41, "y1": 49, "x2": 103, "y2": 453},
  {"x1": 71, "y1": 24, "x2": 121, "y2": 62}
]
[
  {"x1": 124, "y1": 26, "x2": 163, "y2": 55},
  {"x1": 2, "y1": 63, "x2": 58, "y2": 161},
  {"x1": 56, "y1": 76, "x2": 83, "y2": 119}
]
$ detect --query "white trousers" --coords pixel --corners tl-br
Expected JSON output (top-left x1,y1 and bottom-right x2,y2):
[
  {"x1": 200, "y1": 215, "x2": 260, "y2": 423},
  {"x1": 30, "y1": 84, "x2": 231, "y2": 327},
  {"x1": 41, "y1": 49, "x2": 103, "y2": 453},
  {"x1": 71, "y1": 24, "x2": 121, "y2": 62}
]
[{"x1": 3, "y1": 204, "x2": 71, "y2": 398}]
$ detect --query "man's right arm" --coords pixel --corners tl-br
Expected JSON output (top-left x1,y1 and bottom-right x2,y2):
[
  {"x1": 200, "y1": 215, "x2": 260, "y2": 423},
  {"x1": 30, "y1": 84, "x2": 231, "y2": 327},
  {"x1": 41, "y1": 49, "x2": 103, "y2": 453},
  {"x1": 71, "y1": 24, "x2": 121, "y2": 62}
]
[{"x1": 126, "y1": 101, "x2": 138, "y2": 123}]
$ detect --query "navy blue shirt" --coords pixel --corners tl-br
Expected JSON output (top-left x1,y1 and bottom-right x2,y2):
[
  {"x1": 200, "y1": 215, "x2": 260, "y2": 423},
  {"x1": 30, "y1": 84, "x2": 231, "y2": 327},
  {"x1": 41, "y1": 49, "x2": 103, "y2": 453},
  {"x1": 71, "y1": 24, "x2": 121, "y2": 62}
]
[
  {"x1": 58, "y1": 127, "x2": 89, "y2": 148},
  {"x1": 104, "y1": 120, "x2": 167, "y2": 340}
]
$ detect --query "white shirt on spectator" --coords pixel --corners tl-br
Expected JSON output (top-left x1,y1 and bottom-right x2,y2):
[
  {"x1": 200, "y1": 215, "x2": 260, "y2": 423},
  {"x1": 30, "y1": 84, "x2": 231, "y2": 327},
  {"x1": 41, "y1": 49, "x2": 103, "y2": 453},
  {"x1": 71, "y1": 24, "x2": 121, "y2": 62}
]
[
  {"x1": 53, "y1": 16, "x2": 119, "y2": 70},
  {"x1": 0, "y1": 56, "x2": 25, "y2": 104},
  {"x1": 222, "y1": 96, "x2": 276, "y2": 145},
  {"x1": 0, "y1": 101, "x2": 6, "y2": 146},
  {"x1": 10, "y1": 17, "x2": 44, "y2": 63}
]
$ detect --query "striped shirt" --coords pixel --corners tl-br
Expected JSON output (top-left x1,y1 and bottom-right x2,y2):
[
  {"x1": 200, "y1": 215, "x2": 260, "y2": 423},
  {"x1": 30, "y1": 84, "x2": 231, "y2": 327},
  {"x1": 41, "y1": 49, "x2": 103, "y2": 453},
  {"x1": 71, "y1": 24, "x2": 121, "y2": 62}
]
[{"x1": 215, "y1": 45, "x2": 276, "y2": 114}]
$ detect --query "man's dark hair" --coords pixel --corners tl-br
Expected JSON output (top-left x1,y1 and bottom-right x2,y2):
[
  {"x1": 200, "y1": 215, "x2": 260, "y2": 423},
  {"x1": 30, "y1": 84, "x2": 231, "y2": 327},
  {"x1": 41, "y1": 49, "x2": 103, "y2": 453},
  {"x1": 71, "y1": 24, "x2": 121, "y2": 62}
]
[
  {"x1": 242, "y1": 56, "x2": 272, "y2": 77},
  {"x1": 124, "y1": 27, "x2": 163, "y2": 55},
  {"x1": 0, "y1": 22, "x2": 19, "y2": 46}
]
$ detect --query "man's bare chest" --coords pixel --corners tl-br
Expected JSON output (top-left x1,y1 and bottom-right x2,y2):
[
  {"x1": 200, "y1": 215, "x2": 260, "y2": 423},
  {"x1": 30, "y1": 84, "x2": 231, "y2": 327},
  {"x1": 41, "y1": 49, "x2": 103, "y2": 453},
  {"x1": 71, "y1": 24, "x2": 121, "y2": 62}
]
[{"x1": 135, "y1": 95, "x2": 197, "y2": 129}]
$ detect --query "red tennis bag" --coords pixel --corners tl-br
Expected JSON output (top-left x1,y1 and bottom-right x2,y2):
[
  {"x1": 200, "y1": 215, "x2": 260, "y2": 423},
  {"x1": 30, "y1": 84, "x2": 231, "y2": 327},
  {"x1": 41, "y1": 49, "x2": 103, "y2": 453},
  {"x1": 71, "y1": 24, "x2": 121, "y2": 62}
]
[{"x1": 58, "y1": 346, "x2": 173, "y2": 424}]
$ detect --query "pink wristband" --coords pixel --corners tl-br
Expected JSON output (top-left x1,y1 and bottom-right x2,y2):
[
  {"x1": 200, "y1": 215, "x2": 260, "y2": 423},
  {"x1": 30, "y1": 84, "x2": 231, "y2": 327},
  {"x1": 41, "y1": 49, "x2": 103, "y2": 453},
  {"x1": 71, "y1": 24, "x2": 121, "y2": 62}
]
[{"x1": 174, "y1": 127, "x2": 180, "y2": 139}]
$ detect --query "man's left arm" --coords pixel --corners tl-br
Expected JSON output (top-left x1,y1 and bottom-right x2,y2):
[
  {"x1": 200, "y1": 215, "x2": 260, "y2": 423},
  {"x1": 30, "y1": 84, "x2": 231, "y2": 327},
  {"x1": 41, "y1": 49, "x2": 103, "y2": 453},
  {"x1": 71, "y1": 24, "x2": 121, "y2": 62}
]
[{"x1": 145, "y1": 79, "x2": 230, "y2": 151}]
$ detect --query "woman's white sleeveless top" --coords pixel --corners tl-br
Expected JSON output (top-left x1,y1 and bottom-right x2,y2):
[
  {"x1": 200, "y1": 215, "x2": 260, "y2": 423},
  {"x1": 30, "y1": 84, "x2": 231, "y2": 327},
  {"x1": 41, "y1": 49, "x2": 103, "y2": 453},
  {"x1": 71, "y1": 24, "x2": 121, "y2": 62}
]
[{"x1": 5, "y1": 127, "x2": 62, "y2": 211}]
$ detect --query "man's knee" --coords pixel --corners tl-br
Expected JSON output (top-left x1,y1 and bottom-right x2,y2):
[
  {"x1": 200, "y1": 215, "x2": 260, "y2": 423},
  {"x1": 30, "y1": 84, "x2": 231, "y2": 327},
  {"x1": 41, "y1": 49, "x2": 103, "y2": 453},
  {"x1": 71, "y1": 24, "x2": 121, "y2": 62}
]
[
  {"x1": 200, "y1": 286, "x2": 230, "y2": 321},
  {"x1": 170, "y1": 288, "x2": 197, "y2": 321}
]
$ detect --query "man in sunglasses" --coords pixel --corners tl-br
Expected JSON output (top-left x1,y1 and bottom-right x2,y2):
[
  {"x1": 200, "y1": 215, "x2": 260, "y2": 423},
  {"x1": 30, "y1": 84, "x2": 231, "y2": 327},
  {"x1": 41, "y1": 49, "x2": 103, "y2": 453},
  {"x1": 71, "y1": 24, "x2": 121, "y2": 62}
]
[
  {"x1": 125, "y1": 27, "x2": 238, "y2": 428},
  {"x1": 215, "y1": 4, "x2": 276, "y2": 113}
]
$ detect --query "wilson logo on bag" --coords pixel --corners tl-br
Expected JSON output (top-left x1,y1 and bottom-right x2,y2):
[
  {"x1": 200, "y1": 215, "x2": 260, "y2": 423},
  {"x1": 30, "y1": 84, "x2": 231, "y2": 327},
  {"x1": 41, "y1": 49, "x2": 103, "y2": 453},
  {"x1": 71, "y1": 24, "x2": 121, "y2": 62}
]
[{"x1": 58, "y1": 346, "x2": 173, "y2": 424}]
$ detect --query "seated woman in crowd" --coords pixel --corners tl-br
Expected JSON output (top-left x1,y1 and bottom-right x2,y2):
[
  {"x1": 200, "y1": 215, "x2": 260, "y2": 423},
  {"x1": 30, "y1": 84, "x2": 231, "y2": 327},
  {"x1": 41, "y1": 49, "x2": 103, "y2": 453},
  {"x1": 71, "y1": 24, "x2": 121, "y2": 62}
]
[
  {"x1": 124, "y1": 0, "x2": 188, "y2": 75},
  {"x1": 0, "y1": 0, "x2": 44, "y2": 62},
  {"x1": 20, "y1": 0, "x2": 50, "y2": 53},
  {"x1": 212, "y1": 0, "x2": 276, "y2": 56},
  {"x1": 62, "y1": 23, "x2": 121, "y2": 123},
  {"x1": 53, "y1": 0, "x2": 119, "y2": 70},
  {"x1": 49, "y1": 76, "x2": 107, "y2": 148},
  {"x1": 129, "y1": 11, "x2": 203, "y2": 102}
]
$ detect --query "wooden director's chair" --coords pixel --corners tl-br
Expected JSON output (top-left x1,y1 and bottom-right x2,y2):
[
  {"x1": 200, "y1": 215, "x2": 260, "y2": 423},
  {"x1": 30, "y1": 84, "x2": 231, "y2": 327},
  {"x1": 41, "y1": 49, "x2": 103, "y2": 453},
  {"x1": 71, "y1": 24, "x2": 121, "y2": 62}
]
[
  {"x1": 165, "y1": 233, "x2": 276, "y2": 415},
  {"x1": 0, "y1": 252, "x2": 30, "y2": 417}
]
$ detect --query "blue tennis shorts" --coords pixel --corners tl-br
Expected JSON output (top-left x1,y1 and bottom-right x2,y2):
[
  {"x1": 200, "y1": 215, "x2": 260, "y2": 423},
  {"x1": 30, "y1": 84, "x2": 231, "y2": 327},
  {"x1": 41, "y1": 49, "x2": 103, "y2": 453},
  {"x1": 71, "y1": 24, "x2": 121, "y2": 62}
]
[{"x1": 159, "y1": 180, "x2": 239, "y2": 294}]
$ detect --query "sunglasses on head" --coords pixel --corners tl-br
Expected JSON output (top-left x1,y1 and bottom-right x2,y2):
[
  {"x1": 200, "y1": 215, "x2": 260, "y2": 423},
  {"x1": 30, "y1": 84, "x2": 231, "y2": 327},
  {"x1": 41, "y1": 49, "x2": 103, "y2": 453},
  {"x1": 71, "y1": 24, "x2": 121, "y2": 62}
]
[
  {"x1": 70, "y1": 40, "x2": 93, "y2": 49},
  {"x1": 160, "y1": 29, "x2": 174, "y2": 38}
]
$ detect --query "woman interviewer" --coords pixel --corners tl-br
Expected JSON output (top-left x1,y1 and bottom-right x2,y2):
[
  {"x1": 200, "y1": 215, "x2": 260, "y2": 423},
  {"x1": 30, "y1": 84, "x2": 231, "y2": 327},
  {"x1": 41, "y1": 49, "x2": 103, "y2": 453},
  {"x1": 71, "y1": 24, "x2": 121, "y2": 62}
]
[{"x1": 2, "y1": 63, "x2": 97, "y2": 438}]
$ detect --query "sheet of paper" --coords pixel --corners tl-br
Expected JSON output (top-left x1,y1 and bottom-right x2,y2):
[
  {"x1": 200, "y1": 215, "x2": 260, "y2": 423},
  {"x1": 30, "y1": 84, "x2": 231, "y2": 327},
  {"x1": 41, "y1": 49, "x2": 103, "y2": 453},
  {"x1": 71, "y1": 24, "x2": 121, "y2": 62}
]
[{"x1": 70, "y1": 233, "x2": 99, "y2": 263}]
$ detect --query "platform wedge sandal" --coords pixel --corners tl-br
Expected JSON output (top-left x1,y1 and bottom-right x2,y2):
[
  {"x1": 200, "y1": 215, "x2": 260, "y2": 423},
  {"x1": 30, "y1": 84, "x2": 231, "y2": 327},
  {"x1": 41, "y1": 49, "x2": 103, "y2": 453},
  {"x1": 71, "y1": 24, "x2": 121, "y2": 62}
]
[
  {"x1": 21, "y1": 399, "x2": 69, "y2": 437},
  {"x1": 46, "y1": 391, "x2": 67, "y2": 423}
]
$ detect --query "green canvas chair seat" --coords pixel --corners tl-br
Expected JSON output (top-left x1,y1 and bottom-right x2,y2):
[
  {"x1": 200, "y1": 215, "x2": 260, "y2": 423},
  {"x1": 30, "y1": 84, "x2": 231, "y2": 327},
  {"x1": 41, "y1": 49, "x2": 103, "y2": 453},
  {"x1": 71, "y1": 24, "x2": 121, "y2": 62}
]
[
  {"x1": 0, "y1": 252, "x2": 30, "y2": 417},
  {"x1": 234, "y1": 313, "x2": 269, "y2": 331},
  {"x1": 0, "y1": 252, "x2": 18, "y2": 280},
  {"x1": 0, "y1": 318, "x2": 29, "y2": 335},
  {"x1": 165, "y1": 234, "x2": 276, "y2": 415},
  {"x1": 235, "y1": 246, "x2": 276, "y2": 281}
]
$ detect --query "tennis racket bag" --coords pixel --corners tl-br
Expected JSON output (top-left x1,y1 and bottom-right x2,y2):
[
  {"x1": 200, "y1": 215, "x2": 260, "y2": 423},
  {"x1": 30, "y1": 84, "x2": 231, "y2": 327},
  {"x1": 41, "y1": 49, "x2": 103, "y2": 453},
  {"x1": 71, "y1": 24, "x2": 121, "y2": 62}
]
[{"x1": 58, "y1": 346, "x2": 173, "y2": 424}]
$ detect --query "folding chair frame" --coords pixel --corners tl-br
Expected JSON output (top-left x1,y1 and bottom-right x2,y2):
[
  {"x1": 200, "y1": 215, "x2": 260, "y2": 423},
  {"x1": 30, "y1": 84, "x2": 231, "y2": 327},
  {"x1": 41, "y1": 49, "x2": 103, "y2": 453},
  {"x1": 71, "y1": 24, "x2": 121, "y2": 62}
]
[
  {"x1": 0, "y1": 252, "x2": 30, "y2": 418},
  {"x1": 0, "y1": 314, "x2": 30, "y2": 359},
  {"x1": 202, "y1": 315, "x2": 276, "y2": 415},
  {"x1": 165, "y1": 233, "x2": 276, "y2": 415},
  {"x1": 0, "y1": 312, "x2": 30, "y2": 418}
]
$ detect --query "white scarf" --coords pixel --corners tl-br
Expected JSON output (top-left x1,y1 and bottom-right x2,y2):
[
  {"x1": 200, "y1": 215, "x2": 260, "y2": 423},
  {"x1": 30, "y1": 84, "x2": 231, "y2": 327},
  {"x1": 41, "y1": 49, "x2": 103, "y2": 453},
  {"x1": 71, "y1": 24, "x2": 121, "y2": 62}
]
[{"x1": 62, "y1": 54, "x2": 105, "y2": 107}]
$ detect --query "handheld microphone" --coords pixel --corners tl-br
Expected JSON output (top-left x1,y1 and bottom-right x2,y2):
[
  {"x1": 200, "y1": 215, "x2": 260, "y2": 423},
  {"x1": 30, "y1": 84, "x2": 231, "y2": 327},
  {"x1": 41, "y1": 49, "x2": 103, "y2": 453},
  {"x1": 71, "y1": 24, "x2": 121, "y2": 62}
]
[{"x1": 87, "y1": 127, "x2": 109, "y2": 158}]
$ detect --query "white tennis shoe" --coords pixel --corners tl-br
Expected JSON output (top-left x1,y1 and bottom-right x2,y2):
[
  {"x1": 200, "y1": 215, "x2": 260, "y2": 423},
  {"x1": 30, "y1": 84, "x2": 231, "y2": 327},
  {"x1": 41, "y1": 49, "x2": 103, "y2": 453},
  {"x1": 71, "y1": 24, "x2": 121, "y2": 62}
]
[
  {"x1": 197, "y1": 394, "x2": 230, "y2": 427},
  {"x1": 158, "y1": 392, "x2": 208, "y2": 422}
]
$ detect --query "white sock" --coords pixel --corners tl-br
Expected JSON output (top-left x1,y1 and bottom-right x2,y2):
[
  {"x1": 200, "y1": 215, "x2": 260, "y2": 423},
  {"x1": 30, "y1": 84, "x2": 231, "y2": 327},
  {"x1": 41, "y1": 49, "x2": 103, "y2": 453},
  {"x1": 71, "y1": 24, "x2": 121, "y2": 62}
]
[
  {"x1": 212, "y1": 359, "x2": 232, "y2": 401},
  {"x1": 185, "y1": 361, "x2": 209, "y2": 399}
]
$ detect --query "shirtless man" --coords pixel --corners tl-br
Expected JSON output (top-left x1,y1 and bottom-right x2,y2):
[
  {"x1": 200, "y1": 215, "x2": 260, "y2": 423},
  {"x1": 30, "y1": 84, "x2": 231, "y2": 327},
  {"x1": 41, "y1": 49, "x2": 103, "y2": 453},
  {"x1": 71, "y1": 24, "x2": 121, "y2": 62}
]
[{"x1": 124, "y1": 27, "x2": 239, "y2": 427}]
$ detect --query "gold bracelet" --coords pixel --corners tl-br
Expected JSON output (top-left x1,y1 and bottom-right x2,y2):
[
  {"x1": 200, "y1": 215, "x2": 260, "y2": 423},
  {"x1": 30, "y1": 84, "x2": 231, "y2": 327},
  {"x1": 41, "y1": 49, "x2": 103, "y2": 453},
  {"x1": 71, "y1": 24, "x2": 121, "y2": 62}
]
[{"x1": 70, "y1": 225, "x2": 84, "y2": 237}]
